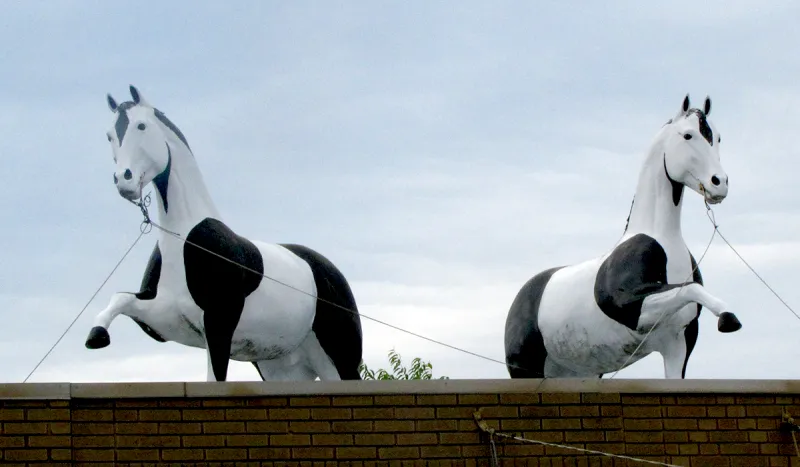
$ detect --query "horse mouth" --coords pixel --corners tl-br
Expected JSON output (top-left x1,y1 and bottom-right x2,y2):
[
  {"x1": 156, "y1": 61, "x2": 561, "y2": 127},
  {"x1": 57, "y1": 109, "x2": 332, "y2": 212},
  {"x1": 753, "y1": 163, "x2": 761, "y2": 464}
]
[
  {"x1": 704, "y1": 193, "x2": 725, "y2": 204},
  {"x1": 118, "y1": 188, "x2": 141, "y2": 201}
]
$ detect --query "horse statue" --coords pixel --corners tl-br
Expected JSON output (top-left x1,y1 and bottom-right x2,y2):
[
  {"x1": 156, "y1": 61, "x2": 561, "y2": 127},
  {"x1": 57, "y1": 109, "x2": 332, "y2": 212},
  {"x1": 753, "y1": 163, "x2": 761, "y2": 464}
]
[
  {"x1": 84, "y1": 85, "x2": 364, "y2": 382},
  {"x1": 504, "y1": 94, "x2": 742, "y2": 379}
]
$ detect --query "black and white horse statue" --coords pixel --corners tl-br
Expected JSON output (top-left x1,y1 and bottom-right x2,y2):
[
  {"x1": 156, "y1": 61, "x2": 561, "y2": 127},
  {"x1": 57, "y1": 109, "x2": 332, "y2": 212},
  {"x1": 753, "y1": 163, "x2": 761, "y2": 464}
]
[
  {"x1": 505, "y1": 95, "x2": 742, "y2": 379},
  {"x1": 85, "y1": 85, "x2": 364, "y2": 382}
]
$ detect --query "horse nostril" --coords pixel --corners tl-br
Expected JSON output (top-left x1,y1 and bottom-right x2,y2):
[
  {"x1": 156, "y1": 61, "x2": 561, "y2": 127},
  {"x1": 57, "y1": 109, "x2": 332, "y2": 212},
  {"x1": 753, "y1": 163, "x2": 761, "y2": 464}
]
[
  {"x1": 123, "y1": 169, "x2": 133, "y2": 181},
  {"x1": 114, "y1": 173, "x2": 118, "y2": 184},
  {"x1": 711, "y1": 175, "x2": 721, "y2": 186}
]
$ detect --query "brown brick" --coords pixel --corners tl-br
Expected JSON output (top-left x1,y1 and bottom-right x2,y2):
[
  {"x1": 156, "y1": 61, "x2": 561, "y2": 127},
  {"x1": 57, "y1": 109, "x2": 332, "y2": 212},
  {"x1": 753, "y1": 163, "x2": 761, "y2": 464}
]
[
  {"x1": 624, "y1": 419, "x2": 663, "y2": 430},
  {"x1": 397, "y1": 432, "x2": 438, "y2": 445},
  {"x1": 439, "y1": 432, "x2": 481, "y2": 444},
  {"x1": 581, "y1": 417, "x2": 622, "y2": 430},
  {"x1": 289, "y1": 420, "x2": 331, "y2": 433},
  {"x1": 738, "y1": 418, "x2": 757, "y2": 430},
  {"x1": 246, "y1": 397, "x2": 287, "y2": 407},
  {"x1": 624, "y1": 431, "x2": 663, "y2": 443},
  {"x1": 249, "y1": 447, "x2": 291, "y2": 459},
  {"x1": 378, "y1": 446, "x2": 419, "y2": 459},
  {"x1": 27, "y1": 435, "x2": 71, "y2": 447},
  {"x1": 421, "y1": 445, "x2": 461, "y2": 458},
  {"x1": 73, "y1": 409, "x2": 113, "y2": 422},
  {"x1": 689, "y1": 431, "x2": 708, "y2": 442},
  {"x1": 336, "y1": 446, "x2": 376, "y2": 459},
  {"x1": 541, "y1": 393, "x2": 581, "y2": 404},
  {"x1": 160, "y1": 421, "x2": 202, "y2": 434},
  {"x1": 138, "y1": 408, "x2": 181, "y2": 421},
  {"x1": 541, "y1": 418, "x2": 581, "y2": 430},
  {"x1": 226, "y1": 408, "x2": 268, "y2": 420},
  {"x1": 504, "y1": 443, "x2": 545, "y2": 457},
  {"x1": 290, "y1": 396, "x2": 331, "y2": 407},
  {"x1": 749, "y1": 431, "x2": 768, "y2": 442},
  {"x1": 564, "y1": 430, "x2": 605, "y2": 442},
  {"x1": 353, "y1": 407, "x2": 394, "y2": 419},
  {"x1": 601, "y1": 405, "x2": 622, "y2": 417},
  {"x1": 246, "y1": 420, "x2": 289, "y2": 433},
  {"x1": 625, "y1": 443, "x2": 665, "y2": 455},
  {"x1": 202, "y1": 398, "x2": 245, "y2": 407},
  {"x1": 666, "y1": 406, "x2": 706, "y2": 417},
  {"x1": 355, "y1": 433, "x2": 394, "y2": 445},
  {"x1": 662, "y1": 418, "x2": 697, "y2": 430},
  {"x1": 0, "y1": 409, "x2": 24, "y2": 420},
  {"x1": 581, "y1": 393, "x2": 620, "y2": 404},
  {"x1": 4, "y1": 448, "x2": 48, "y2": 461},
  {"x1": 699, "y1": 443, "x2": 720, "y2": 455},
  {"x1": 623, "y1": 406, "x2": 662, "y2": 418},
  {"x1": 116, "y1": 434, "x2": 181, "y2": 448},
  {"x1": 501, "y1": 418, "x2": 541, "y2": 431},
  {"x1": 720, "y1": 443, "x2": 759, "y2": 455},
  {"x1": 4, "y1": 422, "x2": 48, "y2": 434},
  {"x1": 462, "y1": 394, "x2": 501, "y2": 405},
  {"x1": 332, "y1": 420, "x2": 374, "y2": 433},
  {"x1": 416, "y1": 395, "x2": 457, "y2": 406},
  {"x1": 73, "y1": 435, "x2": 114, "y2": 447},
  {"x1": 271, "y1": 434, "x2": 311, "y2": 446},
  {"x1": 74, "y1": 448, "x2": 114, "y2": 462},
  {"x1": 747, "y1": 405, "x2": 783, "y2": 417},
  {"x1": 708, "y1": 406, "x2": 726, "y2": 417},
  {"x1": 312, "y1": 433, "x2": 353, "y2": 445},
  {"x1": 114, "y1": 408, "x2": 137, "y2": 421},
  {"x1": 26, "y1": 408, "x2": 70, "y2": 421},
  {"x1": 677, "y1": 395, "x2": 717, "y2": 405},
  {"x1": 0, "y1": 436, "x2": 24, "y2": 448},
  {"x1": 332, "y1": 396, "x2": 374, "y2": 406},
  {"x1": 203, "y1": 421, "x2": 245, "y2": 433},
  {"x1": 114, "y1": 422, "x2": 158, "y2": 435},
  {"x1": 50, "y1": 448, "x2": 72, "y2": 461},
  {"x1": 417, "y1": 419, "x2": 458, "y2": 432},
  {"x1": 182, "y1": 435, "x2": 226, "y2": 447},
  {"x1": 709, "y1": 431, "x2": 748, "y2": 443},
  {"x1": 271, "y1": 408, "x2": 312, "y2": 420},
  {"x1": 621, "y1": 395, "x2": 661, "y2": 405},
  {"x1": 161, "y1": 448, "x2": 205, "y2": 461},
  {"x1": 226, "y1": 434, "x2": 268, "y2": 446},
  {"x1": 396, "y1": 407, "x2": 435, "y2": 419},
  {"x1": 116, "y1": 448, "x2": 160, "y2": 461},
  {"x1": 698, "y1": 419, "x2": 717, "y2": 430},
  {"x1": 292, "y1": 446, "x2": 334, "y2": 459},
  {"x1": 373, "y1": 395, "x2": 414, "y2": 406},
  {"x1": 717, "y1": 418, "x2": 737, "y2": 430},
  {"x1": 679, "y1": 444, "x2": 700, "y2": 455},
  {"x1": 205, "y1": 447, "x2": 248, "y2": 460},
  {"x1": 560, "y1": 405, "x2": 599, "y2": 417},
  {"x1": 310, "y1": 408, "x2": 351, "y2": 420},
  {"x1": 372, "y1": 420, "x2": 416, "y2": 432},
  {"x1": 663, "y1": 431, "x2": 688, "y2": 443},
  {"x1": 520, "y1": 406, "x2": 559, "y2": 417},
  {"x1": 479, "y1": 405, "x2": 518, "y2": 418},
  {"x1": 183, "y1": 408, "x2": 225, "y2": 420}
]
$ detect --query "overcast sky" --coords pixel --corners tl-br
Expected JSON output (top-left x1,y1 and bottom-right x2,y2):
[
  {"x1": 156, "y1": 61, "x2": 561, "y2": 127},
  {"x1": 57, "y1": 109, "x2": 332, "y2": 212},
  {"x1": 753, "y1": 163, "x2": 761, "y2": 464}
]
[{"x1": 2, "y1": 1, "x2": 799, "y2": 383}]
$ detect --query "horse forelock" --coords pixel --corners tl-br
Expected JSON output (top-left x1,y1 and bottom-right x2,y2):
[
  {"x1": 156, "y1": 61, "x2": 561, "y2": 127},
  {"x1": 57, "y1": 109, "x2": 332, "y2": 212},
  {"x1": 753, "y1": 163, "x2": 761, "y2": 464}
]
[{"x1": 684, "y1": 108, "x2": 714, "y2": 145}]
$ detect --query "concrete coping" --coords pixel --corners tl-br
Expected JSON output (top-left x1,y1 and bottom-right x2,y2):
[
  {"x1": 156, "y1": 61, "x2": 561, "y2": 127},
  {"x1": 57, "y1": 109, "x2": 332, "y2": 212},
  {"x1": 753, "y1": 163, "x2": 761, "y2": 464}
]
[{"x1": 0, "y1": 379, "x2": 798, "y2": 400}]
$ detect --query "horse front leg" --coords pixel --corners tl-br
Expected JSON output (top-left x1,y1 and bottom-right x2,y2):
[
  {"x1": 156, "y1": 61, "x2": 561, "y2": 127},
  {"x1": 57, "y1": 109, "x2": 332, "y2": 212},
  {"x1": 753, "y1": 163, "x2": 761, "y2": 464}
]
[
  {"x1": 85, "y1": 292, "x2": 152, "y2": 349},
  {"x1": 638, "y1": 283, "x2": 742, "y2": 334}
]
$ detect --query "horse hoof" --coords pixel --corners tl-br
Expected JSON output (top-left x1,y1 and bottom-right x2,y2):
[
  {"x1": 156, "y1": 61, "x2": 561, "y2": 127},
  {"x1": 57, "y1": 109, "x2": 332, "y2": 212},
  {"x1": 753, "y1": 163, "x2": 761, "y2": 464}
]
[
  {"x1": 85, "y1": 326, "x2": 111, "y2": 349},
  {"x1": 717, "y1": 312, "x2": 742, "y2": 333}
]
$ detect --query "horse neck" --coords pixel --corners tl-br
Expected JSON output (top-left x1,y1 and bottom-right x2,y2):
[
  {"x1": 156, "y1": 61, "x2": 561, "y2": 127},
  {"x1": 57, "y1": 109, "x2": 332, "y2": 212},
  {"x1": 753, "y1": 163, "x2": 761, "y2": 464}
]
[
  {"x1": 623, "y1": 134, "x2": 684, "y2": 241},
  {"x1": 152, "y1": 137, "x2": 220, "y2": 236}
]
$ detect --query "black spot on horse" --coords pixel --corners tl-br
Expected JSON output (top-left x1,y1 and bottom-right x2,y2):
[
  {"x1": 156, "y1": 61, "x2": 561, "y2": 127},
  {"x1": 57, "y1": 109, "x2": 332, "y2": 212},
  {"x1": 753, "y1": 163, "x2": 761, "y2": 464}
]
[
  {"x1": 154, "y1": 108, "x2": 191, "y2": 150},
  {"x1": 504, "y1": 266, "x2": 563, "y2": 378},
  {"x1": 279, "y1": 244, "x2": 363, "y2": 380},
  {"x1": 594, "y1": 233, "x2": 686, "y2": 331},
  {"x1": 687, "y1": 109, "x2": 713, "y2": 145},
  {"x1": 664, "y1": 155, "x2": 684, "y2": 206},
  {"x1": 184, "y1": 217, "x2": 264, "y2": 381},
  {"x1": 152, "y1": 145, "x2": 172, "y2": 213},
  {"x1": 114, "y1": 101, "x2": 136, "y2": 144}
]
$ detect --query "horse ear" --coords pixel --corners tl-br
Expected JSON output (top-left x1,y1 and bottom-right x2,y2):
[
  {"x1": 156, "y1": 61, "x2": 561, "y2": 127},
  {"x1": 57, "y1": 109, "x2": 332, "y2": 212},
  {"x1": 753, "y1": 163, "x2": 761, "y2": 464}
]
[
  {"x1": 107, "y1": 94, "x2": 118, "y2": 112},
  {"x1": 130, "y1": 85, "x2": 144, "y2": 105},
  {"x1": 682, "y1": 94, "x2": 690, "y2": 113},
  {"x1": 704, "y1": 96, "x2": 712, "y2": 115}
]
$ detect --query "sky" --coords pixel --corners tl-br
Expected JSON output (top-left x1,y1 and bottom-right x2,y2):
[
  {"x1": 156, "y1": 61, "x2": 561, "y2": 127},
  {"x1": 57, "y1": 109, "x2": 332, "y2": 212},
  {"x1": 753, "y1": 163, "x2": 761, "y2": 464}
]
[{"x1": 1, "y1": 1, "x2": 799, "y2": 383}]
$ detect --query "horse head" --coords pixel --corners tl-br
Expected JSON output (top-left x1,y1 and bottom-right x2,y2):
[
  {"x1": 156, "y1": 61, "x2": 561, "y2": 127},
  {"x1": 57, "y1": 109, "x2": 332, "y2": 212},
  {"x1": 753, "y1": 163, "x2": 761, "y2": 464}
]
[
  {"x1": 662, "y1": 94, "x2": 727, "y2": 205},
  {"x1": 105, "y1": 85, "x2": 172, "y2": 203}
]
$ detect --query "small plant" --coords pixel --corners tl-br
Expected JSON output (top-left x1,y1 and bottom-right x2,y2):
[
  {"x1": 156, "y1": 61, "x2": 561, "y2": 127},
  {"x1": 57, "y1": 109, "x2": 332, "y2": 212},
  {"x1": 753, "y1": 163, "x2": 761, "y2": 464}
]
[{"x1": 359, "y1": 348, "x2": 448, "y2": 380}]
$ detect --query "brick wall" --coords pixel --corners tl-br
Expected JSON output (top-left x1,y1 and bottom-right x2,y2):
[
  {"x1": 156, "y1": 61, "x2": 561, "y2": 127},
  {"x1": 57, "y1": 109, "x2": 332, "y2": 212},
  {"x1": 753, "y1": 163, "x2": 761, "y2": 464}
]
[{"x1": 1, "y1": 380, "x2": 798, "y2": 466}]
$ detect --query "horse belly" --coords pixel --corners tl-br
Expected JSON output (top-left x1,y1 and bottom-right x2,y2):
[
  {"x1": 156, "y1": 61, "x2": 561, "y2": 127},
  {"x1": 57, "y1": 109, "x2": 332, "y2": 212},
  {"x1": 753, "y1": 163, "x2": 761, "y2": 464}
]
[
  {"x1": 229, "y1": 242, "x2": 317, "y2": 361},
  {"x1": 537, "y1": 261, "x2": 646, "y2": 374}
]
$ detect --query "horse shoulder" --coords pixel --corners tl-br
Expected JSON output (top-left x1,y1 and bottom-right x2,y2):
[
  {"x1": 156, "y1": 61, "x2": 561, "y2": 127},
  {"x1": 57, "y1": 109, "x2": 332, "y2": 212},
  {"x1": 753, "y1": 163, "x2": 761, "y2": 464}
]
[{"x1": 593, "y1": 233, "x2": 682, "y2": 330}]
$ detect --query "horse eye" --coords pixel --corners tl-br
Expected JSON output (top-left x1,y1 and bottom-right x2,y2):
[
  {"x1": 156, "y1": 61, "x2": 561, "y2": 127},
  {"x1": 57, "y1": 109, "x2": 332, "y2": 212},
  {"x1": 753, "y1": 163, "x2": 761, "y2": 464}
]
[
  {"x1": 718, "y1": 135, "x2": 721, "y2": 143},
  {"x1": 683, "y1": 134, "x2": 693, "y2": 140},
  {"x1": 107, "y1": 134, "x2": 112, "y2": 142},
  {"x1": 137, "y1": 123, "x2": 146, "y2": 131}
]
